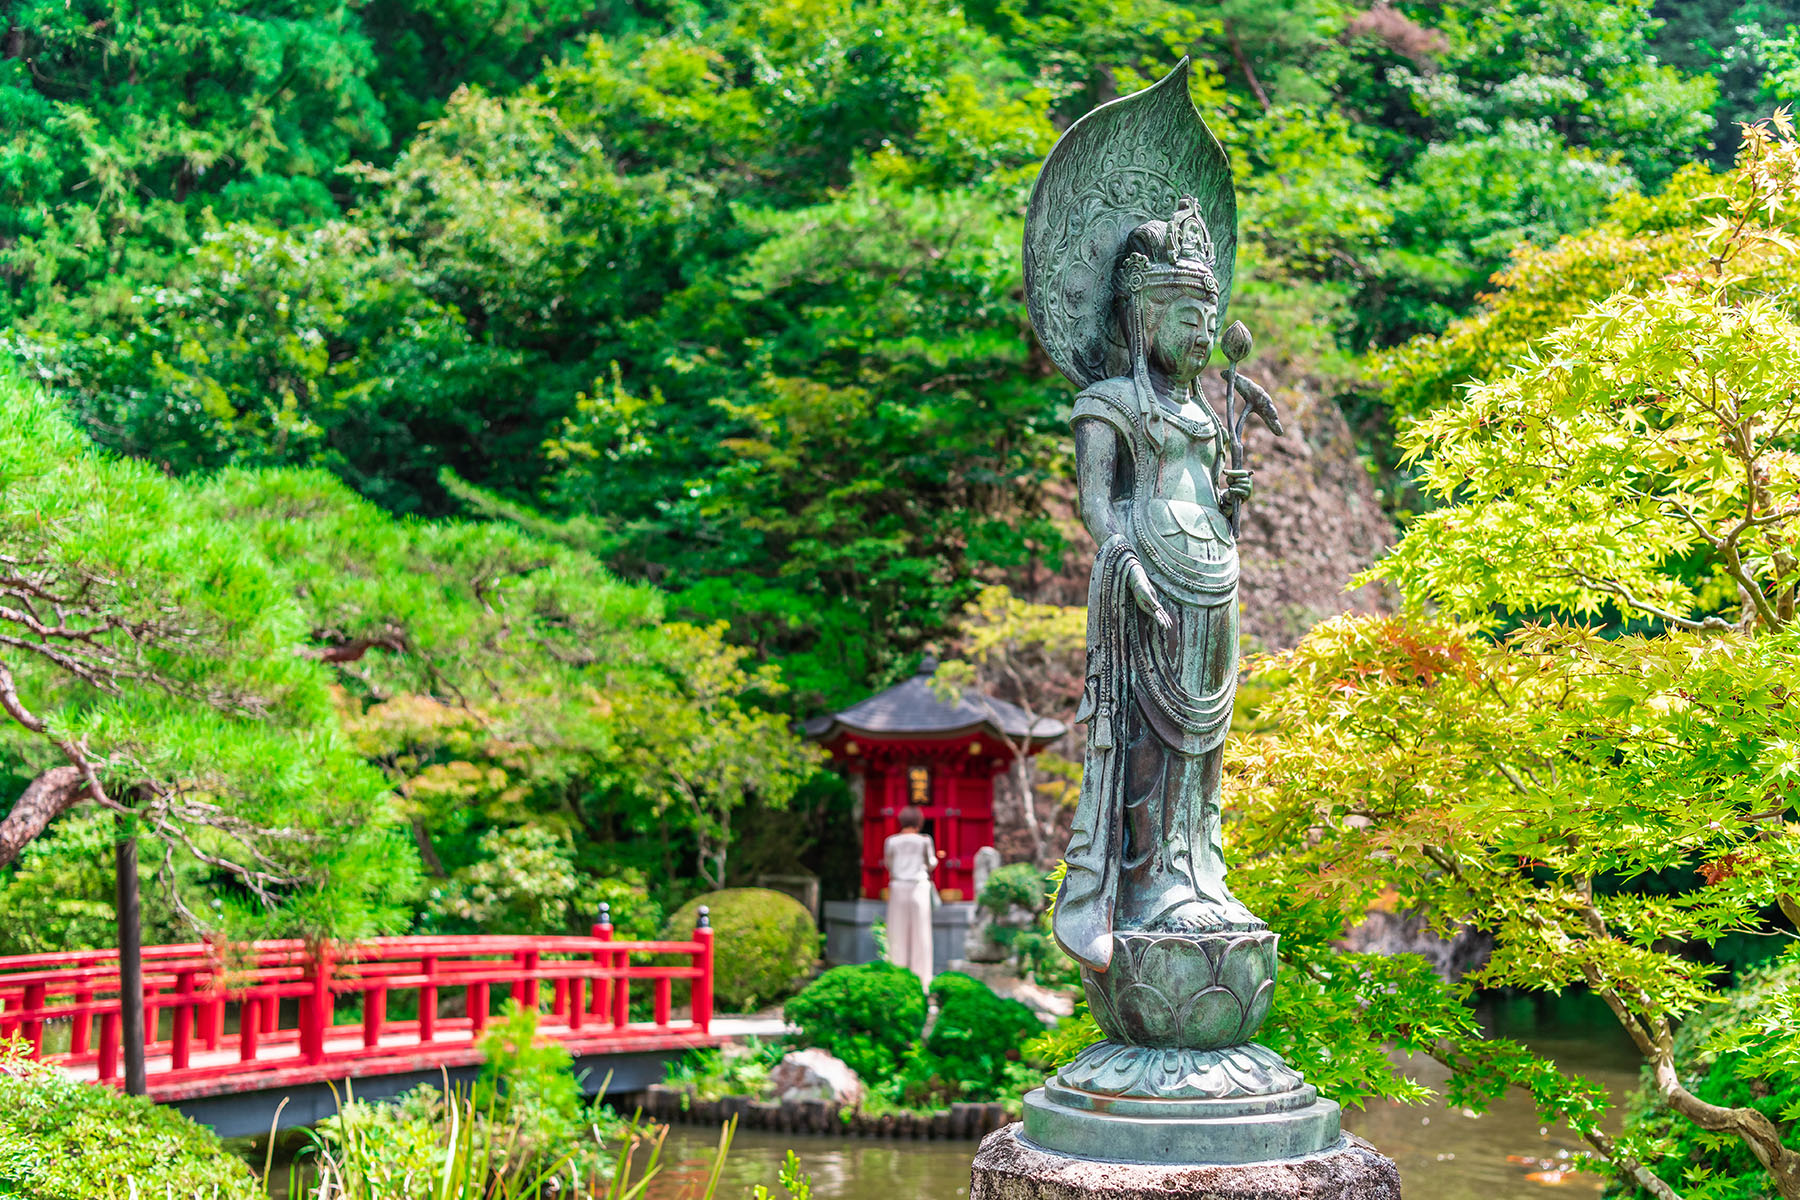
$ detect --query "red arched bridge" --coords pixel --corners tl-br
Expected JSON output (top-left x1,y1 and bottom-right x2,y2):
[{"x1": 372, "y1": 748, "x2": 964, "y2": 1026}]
[{"x1": 0, "y1": 918, "x2": 721, "y2": 1134}]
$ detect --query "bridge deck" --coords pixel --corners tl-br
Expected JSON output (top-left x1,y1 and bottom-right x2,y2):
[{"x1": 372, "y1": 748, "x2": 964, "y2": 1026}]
[{"x1": 60, "y1": 1014, "x2": 725, "y2": 1103}]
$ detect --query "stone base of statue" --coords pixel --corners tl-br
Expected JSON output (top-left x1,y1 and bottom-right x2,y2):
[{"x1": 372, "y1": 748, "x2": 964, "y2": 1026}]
[
  {"x1": 1019, "y1": 1039, "x2": 1342, "y2": 1165},
  {"x1": 970, "y1": 1126, "x2": 1401, "y2": 1200}
]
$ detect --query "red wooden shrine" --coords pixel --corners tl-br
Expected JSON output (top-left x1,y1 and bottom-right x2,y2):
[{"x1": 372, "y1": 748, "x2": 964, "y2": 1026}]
[{"x1": 806, "y1": 657, "x2": 1065, "y2": 903}]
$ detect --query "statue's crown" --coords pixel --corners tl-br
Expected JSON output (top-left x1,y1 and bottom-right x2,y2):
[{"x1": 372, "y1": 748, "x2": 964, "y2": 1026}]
[{"x1": 1119, "y1": 196, "x2": 1219, "y2": 299}]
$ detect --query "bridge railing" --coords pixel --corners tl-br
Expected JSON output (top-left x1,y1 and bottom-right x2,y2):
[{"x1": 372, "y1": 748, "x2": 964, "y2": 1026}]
[{"x1": 0, "y1": 915, "x2": 715, "y2": 1094}]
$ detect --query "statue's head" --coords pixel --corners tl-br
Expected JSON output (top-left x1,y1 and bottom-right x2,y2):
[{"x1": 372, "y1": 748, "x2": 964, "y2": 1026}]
[{"x1": 1113, "y1": 196, "x2": 1221, "y2": 385}]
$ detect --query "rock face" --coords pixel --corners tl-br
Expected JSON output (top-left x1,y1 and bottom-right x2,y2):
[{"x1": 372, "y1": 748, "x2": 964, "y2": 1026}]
[
  {"x1": 1338, "y1": 907, "x2": 1492, "y2": 981},
  {"x1": 768, "y1": 1048, "x2": 864, "y2": 1107},
  {"x1": 969, "y1": 1126, "x2": 1403, "y2": 1200},
  {"x1": 1228, "y1": 371, "x2": 1396, "y2": 651}
]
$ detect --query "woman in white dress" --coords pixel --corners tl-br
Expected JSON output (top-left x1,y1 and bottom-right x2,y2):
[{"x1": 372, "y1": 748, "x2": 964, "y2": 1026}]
[{"x1": 883, "y1": 805, "x2": 937, "y2": 987}]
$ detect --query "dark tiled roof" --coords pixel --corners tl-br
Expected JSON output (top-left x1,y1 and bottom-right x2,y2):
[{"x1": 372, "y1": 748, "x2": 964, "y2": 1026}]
[{"x1": 804, "y1": 660, "x2": 1067, "y2": 743}]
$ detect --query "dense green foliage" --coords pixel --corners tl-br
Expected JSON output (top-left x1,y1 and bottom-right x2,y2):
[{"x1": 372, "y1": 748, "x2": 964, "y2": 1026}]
[
  {"x1": 2, "y1": 0, "x2": 1760, "y2": 707},
  {"x1": 314, "y1": 1003, "x2": 625, "y2": 1191},
  {"x1": 0, "y1": 371, "x2": 417, "y2": 939},
  {"x1": 0, "y1": 369, "x2": 812, "y2": 943},
  {"x1": 664, "y1": 1037, "x2": 788, "y2": 1102},
  {"x1": 0, "y1": 1037, "x2": 260, "y2": 1198},
  {"x1": 1215, "y1": 116, "x2": 1800, "y2": 1196},
  {"x1": 919, "y1": 972, "x2": 1043, "y2": 1102},
  {"x1": 0, "y1": 1007, "x2": 677, "y2": 1199},
  {"x1": 666, "y1": 888, "x2": 819, "y2": 1012},
  {"x1": 975, "y1": 863, "x2": 1074, "y2": 984},
  {"x1": 783, "y1": 961, "x2": 927, "y2": 1084},
  {"x1": 1612, "y1": 956, "x2": 1800, "y2": 1199},
  {"x1": 711, "y1": 969, "x2": 1039, "y2": 1109}
]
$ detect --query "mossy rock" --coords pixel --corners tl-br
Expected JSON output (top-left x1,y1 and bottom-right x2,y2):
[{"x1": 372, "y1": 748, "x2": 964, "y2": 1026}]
[{"x1": 667, "y1": 887, "x2": 819, "y2": 1013}]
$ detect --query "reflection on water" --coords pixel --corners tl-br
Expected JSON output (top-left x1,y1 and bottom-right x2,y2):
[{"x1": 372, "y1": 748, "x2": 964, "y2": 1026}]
[
  {"x1": 646, "y1": 993, "x2": 1643, "y2": 1200},
  {"x1": 1346, "y1": 992, "x2": 1643, "y2": 1199},
  {"x1": 648, "y1": 1126, "x2": 972, "y2": 1200}
]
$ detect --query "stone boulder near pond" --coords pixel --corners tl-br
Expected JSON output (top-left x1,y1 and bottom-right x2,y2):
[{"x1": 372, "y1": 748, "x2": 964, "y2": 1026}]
[{"x1": 769, "y1": 1048, "x2": 864, "y2": 1107}]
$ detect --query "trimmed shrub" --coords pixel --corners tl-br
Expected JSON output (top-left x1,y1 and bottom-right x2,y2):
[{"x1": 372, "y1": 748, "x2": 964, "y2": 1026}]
[
  {"x1": 978, "y1": 863, "x2": 1052, "y2": 915},
  {"x1": 975, "y1": 863, "x2": 1076, "y2": 985},
  {"x1": 927, "y1": 970, "x2": 992, "y2": 1008},
  {"x1": 0, "y1": 1038, "x2": 260, "y2": 1198},
  {"x1": 1611, "y1": 958, "x2": 1800, "y2": 1199},
  {"x1": 666, "y1": 887, "x2": 819, "y2": 1013},
  {"x1": 785, "y1": 961, "x2": 927, "y2": 1083},
  {"x1": 924, "y1": 972, "x2": 1043, "y2": 1101}
]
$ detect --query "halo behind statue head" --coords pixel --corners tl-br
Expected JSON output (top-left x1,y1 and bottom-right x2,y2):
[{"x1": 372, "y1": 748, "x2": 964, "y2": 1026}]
[{"x1": 1024, "y1": 58, "x2": 1236, "y2": 389}]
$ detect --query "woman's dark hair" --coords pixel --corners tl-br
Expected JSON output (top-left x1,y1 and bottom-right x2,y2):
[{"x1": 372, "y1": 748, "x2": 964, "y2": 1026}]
[{"x1": 897, "y1": 805, "x2": 925, "y2": 831}]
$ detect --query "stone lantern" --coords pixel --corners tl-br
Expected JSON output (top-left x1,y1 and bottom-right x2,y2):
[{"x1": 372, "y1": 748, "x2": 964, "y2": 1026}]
[{"x1": 806, "y1": 656, "x2": 1065, "y2": 973}]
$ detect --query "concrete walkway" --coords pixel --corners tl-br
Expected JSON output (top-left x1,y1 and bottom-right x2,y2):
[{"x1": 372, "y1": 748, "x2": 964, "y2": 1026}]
[{"x1": 710, "y1": 1014, "x2": 794, "y2": 1040}]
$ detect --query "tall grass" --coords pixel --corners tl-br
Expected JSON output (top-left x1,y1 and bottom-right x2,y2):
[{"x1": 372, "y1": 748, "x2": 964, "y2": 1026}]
[{"x1": 279, "y1": 1081, "x2": 742, "y2": 1200}]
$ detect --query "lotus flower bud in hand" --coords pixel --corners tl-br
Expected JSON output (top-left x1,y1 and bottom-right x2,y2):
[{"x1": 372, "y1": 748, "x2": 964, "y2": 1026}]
[{"x1": 1221, "y1": 320, "x2": 1253, "y2": 363}]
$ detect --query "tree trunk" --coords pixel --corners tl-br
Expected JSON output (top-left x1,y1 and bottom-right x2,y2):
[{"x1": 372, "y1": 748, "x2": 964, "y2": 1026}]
[
  {"x1": 116, "y1": 823, "x2": 147, "y2": 1096},
  {"x1": 410, "y1": 818, "x2": 447, "y2": 878},
  {"x1": 1012, "y1": 755, "x2": 1044, "y2": 865},
  {"x1": 1655, "y1": 1056, "x2": 1800, "y2": 1198},
  {"x1": 0, "y1": 765, "x2": 89, "y2": 867}
]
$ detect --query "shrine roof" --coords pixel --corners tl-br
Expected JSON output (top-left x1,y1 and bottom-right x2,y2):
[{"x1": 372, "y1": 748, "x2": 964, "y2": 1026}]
[{"x1": 803, "y1": 657, "x2": 1067, "y2": 745}]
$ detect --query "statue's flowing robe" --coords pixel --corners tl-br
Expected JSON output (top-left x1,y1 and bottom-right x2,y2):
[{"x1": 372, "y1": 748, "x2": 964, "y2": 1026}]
[{"x1": 1053, "y1": 380, "x2": 1240, "y2": 972}]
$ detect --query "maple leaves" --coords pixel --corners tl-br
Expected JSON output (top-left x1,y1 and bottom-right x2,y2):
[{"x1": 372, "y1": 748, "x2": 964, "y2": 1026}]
[{"x1": 1228, "y1": 112, "x2": 1800, "y2": 1197}]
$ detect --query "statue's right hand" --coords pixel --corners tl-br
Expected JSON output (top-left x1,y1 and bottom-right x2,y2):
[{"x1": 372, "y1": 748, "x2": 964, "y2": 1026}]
[{"x1": 1128, "y1": 563, "x2": 1174, "y2": 634}]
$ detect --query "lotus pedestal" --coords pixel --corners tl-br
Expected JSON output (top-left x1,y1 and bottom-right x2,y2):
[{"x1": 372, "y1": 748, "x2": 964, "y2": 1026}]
[{"x1": 971, "y1": 929, "x2": 1400, "y2": 1196}]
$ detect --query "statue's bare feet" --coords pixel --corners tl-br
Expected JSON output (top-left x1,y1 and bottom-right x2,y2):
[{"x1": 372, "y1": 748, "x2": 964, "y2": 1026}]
[{"x1": 1142, "y1": 892, "x2": 1266, "y2": 934}]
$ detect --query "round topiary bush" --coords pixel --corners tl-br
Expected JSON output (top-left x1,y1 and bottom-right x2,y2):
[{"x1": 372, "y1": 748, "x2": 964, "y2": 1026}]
[
  {"x1": 924, "y1": 971, "x2": 1043, "y2": 1101},
  {"x1": 665, "y1": 887, "x2": 819, "y2": 1013},
  {"x1": 784, "y1": 960, "x2": 928, "y2": 1083}
]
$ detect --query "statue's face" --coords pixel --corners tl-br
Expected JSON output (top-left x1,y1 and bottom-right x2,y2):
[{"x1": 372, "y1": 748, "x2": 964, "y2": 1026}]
[{"x1": 1146, "y1": 290, "x2": 1217, "y2": 383}]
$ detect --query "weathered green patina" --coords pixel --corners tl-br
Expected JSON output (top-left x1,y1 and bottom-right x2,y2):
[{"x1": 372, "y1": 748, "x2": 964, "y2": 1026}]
[{"x1": 1017, "y1": 58, "x2": 1340, "y2": 1166}]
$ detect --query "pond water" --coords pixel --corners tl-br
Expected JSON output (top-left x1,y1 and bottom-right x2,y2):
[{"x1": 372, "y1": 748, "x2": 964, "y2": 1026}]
[{"x1": 645, "y1": 993, "x2": 1643, "y2": 1200}]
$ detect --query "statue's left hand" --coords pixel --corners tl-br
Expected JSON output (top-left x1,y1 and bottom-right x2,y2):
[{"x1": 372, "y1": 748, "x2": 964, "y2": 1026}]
[{"x1": 1221, "y1": 468, "x2": 1253, "y2": 512}]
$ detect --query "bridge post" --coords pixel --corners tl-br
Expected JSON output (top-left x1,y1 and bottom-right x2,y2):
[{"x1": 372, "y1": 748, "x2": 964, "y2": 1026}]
[
  {"x1": 420, "y1": 956, "x2": 438, "y2": 1043},
  {"x1": 469, "y1": 980, "x2": 490, "y2": 1035},
  {"x1": 71, "y1": 986, "x2": 93, "y2": 1057},
  {"x1": 693, "y1": 906, "x2": 714, "y2": 1034},
  {"x1": 22, "y1": 983, "x2": 44, "y2": 1056},
  {"x1": 301, "y1": 943, "x2": 332, "y2": 1066},
  {"x1": 171, "y1": 969, "x2": 195, "y2": 1070},
  {"x1": 239, "y1": 993, "x2": 260, "y2": 1062},
  {"x1": 98, "y1": 1011, "x2": 120, "y2": 1081},
  {"x1": 363, "y1": 985, "x2": 387, "y2": 1050},
  {"x1": 610, "y1": 941, "x2": 629, "y2": 1031},
  {"x1": 590, "y1": 905, "x2": 613, "y2": 1022},
  {"x1": 205, "y1": 990, "x2": 225, "y2": 1052}
]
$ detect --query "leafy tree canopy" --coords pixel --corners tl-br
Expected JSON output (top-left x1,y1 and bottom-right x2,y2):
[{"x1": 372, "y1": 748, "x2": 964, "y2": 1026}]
[
  {"x1": 0, "y1": 368, "x2": 814, "y2": 941},
  {"x1": 5, "y1": 0, "x2": 1737, "y2": 705},
  {"x1": 1218, "y1": 117, "x2": 1800, "y2": 1197}
]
